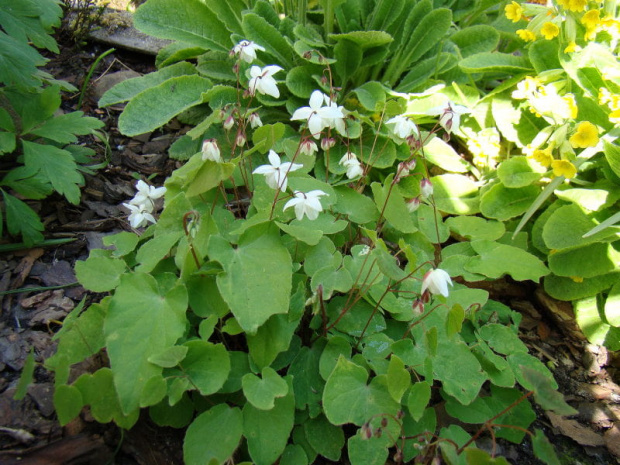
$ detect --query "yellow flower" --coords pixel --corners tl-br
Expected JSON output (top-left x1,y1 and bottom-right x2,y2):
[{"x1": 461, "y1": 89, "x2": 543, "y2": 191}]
[
  {"x1": 609, "y1": 109, "x2": 620, "y2": 124},
  {"x1": 505, "y1": 1, "x2": 524, "y2": 22},
  {"x1": 569, "y1": 122, "x2": 599, "y2": 148},
  {"x1": 551, "y1": 159, "x2": 577, "y2": 178},
  {"x1": 541, "y1": 22, "x2": 560, "y2": 40},
  {"x1": 532, "y1": 148, "x2": 554, "y2": 167},
  {"x1": 517, "y1": 29, "x2": 537, "y2": 42},
  {"x1": 556, "y1": 0, "x2": 570, "y2": 8},
  {"x1": 581, "y1": 9, "x2": 601, "y2": 29},
  {"x1": 564, "y1": 41, "x2": 578, "y2": 53},
  {"x1": 568, "y1": 0, "x2": 587, "y2": 12}
]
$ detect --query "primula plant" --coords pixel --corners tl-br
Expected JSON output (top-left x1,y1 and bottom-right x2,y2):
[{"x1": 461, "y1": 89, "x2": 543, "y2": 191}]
[
  {"x1": 0, "y1": 0, "x2": 104, "y2": 246},
  {"x1": 46, "y1": 0, "x2": 588, "y2": 464}
]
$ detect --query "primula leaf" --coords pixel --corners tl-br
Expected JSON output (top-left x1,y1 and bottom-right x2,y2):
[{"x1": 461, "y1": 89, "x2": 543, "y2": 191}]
[
  {"x1": 460, "y1": 52, "x2": 533, "y2": 74},
  {"x1": 242, "y1": 13, "x2": 295, "y2": 68},
  {"x1": 22, "y1": 141, "x2": 83, "y2": 204},
  {"x1": 208, "y1": 223, "x2": 292, "y2": 334},
  {"x1": 450, "y1": 25, "x2": 499, "y2": 58},
  {"x1": 134, "y1": 0, "x2": 230, "y2": 51},
  {"x1": 105, "y1": 273, "x2": 187, "y2": 414},
  {"x1": 119, "y1": 75, "x2": 212, "y2": 136},
  {"x1": 467, "y1": 240, "x2": 550, "y2": 282},
  {"x1": 243, "y1": 377, "x2": 295, "y2": 465},
  {"x1": 184, "y1": 404, "x2": 243, "y2": 465}
]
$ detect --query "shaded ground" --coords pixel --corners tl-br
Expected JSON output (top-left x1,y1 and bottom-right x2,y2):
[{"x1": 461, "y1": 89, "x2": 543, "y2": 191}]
[{"x1": 0, "y1": 9, "x2": 619, "y2": 465}]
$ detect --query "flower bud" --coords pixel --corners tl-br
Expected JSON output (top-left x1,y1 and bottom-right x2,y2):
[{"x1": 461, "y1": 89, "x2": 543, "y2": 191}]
[
  {"x1": 236, "y1": 132, "x2": 247, "y2": 147},
  {"x1": 300, "y1": 139, "x2": 318, "y2": 156},
  {"x1": 361, "y1": 423, "x2": 373, "y2": 440},
  {"x1": 223, "y1": 115, "x2": 235, "y2": 130},
  {"x1": 381, "y1": 418, "x2": 388, "y2": 428},
  {"x1": 420, "y1": 178, "x2": 433, "y2": 198},
  {"x1": 321, "y1": 137, "x2": 335, "y2": 151},
  {"x1": 201, "y1": 139, "x2": 221, "y2": 162},
  {"x1": 248, "y1": 112, "x2": 263, "y2": 129},
  {"x1": 406, "y1": 197, "x2": 421, "y2": 213},
  {"x1": 393, "y1": 450, "x2": 403, "y2": 463}
]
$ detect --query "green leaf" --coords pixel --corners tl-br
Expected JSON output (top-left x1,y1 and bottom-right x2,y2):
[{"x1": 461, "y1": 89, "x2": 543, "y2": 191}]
[
  {"x1": 0, "y1": 0, "x2": 60, "y2": 52},
  {"x1": 2, "y1": 190, "x2": 44, "y2": 246},
  {"x1": 0, "y1": 32, "x2": 47, "y2": 87},
  {"x1": 434, "y1": 340, "x2": 487, "y2": 405},
  {"x1": 605, "y1": 281, "x2": 620, "y2": 327},
  {"x1": 242, "y1": 13, "x2": 295, "y2": 68},
  {"x1": 460, "y1": 52, "x2": 533, "y2": 74},
  {"x1": 75, "y1": 256, "x2": 127, "y2": 292},
  {"x1": 53, "y1": 384, "x2": 83, "y2": 426},
  {"x1": 574, "y1": 296, "x2": 620, "y2": 350},
  {"x1": 29, "y1": 112, "x2": 102, "y2": 144},
  {"x1": 242, "y1": 367, "x2": 289, "y2": 410},
  {"x1": 371, "y1": 175, "x2": 417, "y2": 233},
  {"x1": 446, "y1": 216, "x2": 504, "y2": 241},
  {"x1": 304, "y1": 415, "x2": 345, "y2": 461},
  {"x1": 333, "y1": 39, "x2": 362, "y2": 85},
  {"x1": 604, "y1": 140, "x2": 620, "y2": 178},
  {"x1": 119, "y1": 75, "x2": 212, "y2": 136},
  {"x1": 407, "y1": 381, "x2": 432, "y2": 421},
  {"x1": 542, "y1": 204, "x2": 619, "y2": 250},
  {"x1": 480, "y1": 184, "x2": 540, "y2": 221},
  {"x1": 186, "y1": 160, "x2": 235, "y2": 198},
  {"x1": 22, "y1": 140, "x2": 82, "y2": 204},
  {"x1": 402, "y1": 8, "x2": 452, "y2": 65},
  {"x1": 529, "y1": 39, "x2": 561, "y2": 74},
  {"x1": 323, "y1": 356, "x2": 399, "y2": 426},
  {"x1": 497, "y1": 156, "x2": 543, "y2": 188},
  {"x1": 99, "y1": 62, "x2": 198, "y2": 107},
  {"x1": 243, "y1": 377, "x2": 295, "y2": 465},
  {"x1": 134, "y1": 0, "x2": 230, "y2": 51},
  {"x1": 353, "y1": 81, "x2": 386, "y2": 112},
  {"x1": 148, "y1": 345, "x2": 189, "y2": 368},
  {"x1": 446, "y1": 304, "x2": 465, "y2": 338},
  {"x1": 330, "y1": 31, "x2": 393, "y2": 49},
  {"x1": 432, "y1": 174, "x2": 480, "y2": 215},
  {"x1": 387, "y1": 355, "x2": 410, "y2": 403},
  {"x1": 184, "y1": 405, "x2": 243, "y2": 465},
  {"x1": 150, "y1": 393, "x2": 194, "y2": 428},
  {"x1": 280, "y1": 444, "x2": 309, "y2": 465},
  {"x1": 13, "y1": 349, "x2": 35, "y2": 400},
  {"x1": 103, "y1": 232, "x2": 140, "y2": 258},
  {"x1": 522, "y1": 366, "x2": 576, "y2": 415},
  {"x1": 467, "y1": 240, "x2": 549, "y2": 282},
  {"x1": 181, "y1": 340, "x2": 230, "y2": 395},
  {"x1": 208, "y1": 223, "x2": 292, "y2": 334},
  {"x1": 478, "y1": 324, "x2": 527, "y2": 355},
  {"x1": 450, "y1": 25, "x2": 499, "y2": 58},
  {"x1": 549, "y1": 242, "x2": 620, "y2": 279},
  {"x1": 424, "y1": 137, "x2": 470, "y2": 173},
  {"x1": 465, "y1": 448, "x2": 511, "y2": 464},
  {"x1": 105, "y1": 273, "x2": 187, "y2": 414},
  {"x1": 253, "y1": 123, "x2": 286, "y2": 154},
  {"x1": 286, "y1": 65, "x2": 321, "y2": 98},
  {"x1": 347, "y1": 430, "x2": 389, "y2": 465},
  {"x1": 319, "y1": 336, "x2": 352, "y2": 380},
  {"x1": 289, "y1": 343, "x2": 325, "y2": 416},
  {"x1": 532, "y1": 429, "x2": 561, "y2": 465}
]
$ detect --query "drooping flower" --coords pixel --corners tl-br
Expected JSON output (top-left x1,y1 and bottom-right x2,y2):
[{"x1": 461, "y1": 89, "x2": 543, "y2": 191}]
[
  {"x1": 505, "y1": 1, "x2": 524, "y2": 22},
  {"x1": 420, "y1": 178, "x2": 433, "y2": 198},
  {"x1": 248, "y1": 65, "x2": 283, "y2": 98},
  {"x1": 252, "y1": 150, "x2": 302, "y2": 191},
  {"x1": 284, "y1": 190, "x2": 328, "y2": 220},
  {"x1": 339, "y1": 151, "x2": 364, "y2": 179},
  {"x1": 427, "y1": 101, "x2": 470, "y2": 134},
  {"x1": 223, "y1": 115, "x2": 235, "y2": 130},
  {"x1": 421, "y1": 268, "x2": 453, "y2": 298},
  {"x1": 232, "y1": 40, "x2": 265, "y2": 63},
  {"x1": 532, "y1": 147, "x2": 554, "y2": 167},
  {"x1": 517, "y1": 29, "x2": 536, "y2": 42},
  {"x1": 551, "y1": 160, "x2": 577, "y2": 178},
  {"x1": 130, "y1": 180, "x2": 166, "y2": 209},
  {"x1": 564, "y1": 41, "x2": 579, "y2": 53},
  {"x1": 321, "y1": 137, "x2": 336, "y2": 151},
  {"x1": 248, "y1": 113, "x2": 263, "y2": 128},
  {"x1": 569, "y1": 122, "x2": 599, "y2": 148},
  {"x1": 541, "y1": 22, "x2": 560, "y2": 40},
  {"x1": 201, "y1": 139, "x2": 222, "y2": 162},
  {"x1": 236, "y1": 132, "x2": 247, "y2": 147},
  {"x1": 386, "y1": 115, "x2": 419, "y2": 142},
  {"x1": 406, "y1": 197, "x2": 421, "y2": 213},
  {"x1": 299, "y1": 139, "x2": 318, "y2": 157},
  {"x1": 123, "y1": 202, "x2": 157, "y2": 229},
  {"x1": 291, "y1": 90, "x2": 345, "y2": 139}
]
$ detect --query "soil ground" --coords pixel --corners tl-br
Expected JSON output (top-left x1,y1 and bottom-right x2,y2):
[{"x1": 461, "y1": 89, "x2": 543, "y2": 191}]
[{"x1": 0, "y1": 6, "x2": 619, "y2": 465}]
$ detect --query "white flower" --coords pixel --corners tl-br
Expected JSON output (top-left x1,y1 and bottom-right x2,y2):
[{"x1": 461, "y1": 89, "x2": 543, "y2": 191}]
[
  {"x1": 420, "y1": 178, "x2": 433, "y2": 198},
  {"x1": 284, "y1": 190, "x2": 327, "y2": 220},
  {"x1": 249, "y1": 113, "x2": 263, "y2": 128},
  {"x1": 421, "y1": 268, "x2": 453, "y2": 297},
  {"x1": 300, "y1": 139, "x2": 318, "y2": 156},
  {"x1": 232, "y1": 40, "x2": 265, "y2": 63},
  {"x1": 427, "y1": 101, "x2": 470, "y2": 134},
  {"x1": 386, "y1": 115, "x2": 419, "y2": 141},
  {"x1": 322, "y1": 94, "x2": 347, "y2": 136},
  {"x1": 406, "y1": 197, "x2": 420, "y2": 213},
  {"x1": 202, "y1": 139, "x2": 222, "y2": 162},
  {"x1": 291, "y1": 90, "x2": 344, "y2": 139},
  {"x1": 129, "y1": 180, "x2": 166, "y2": 209},
  {"x1": 223, "y1": 115, "x2": 235, "y2": 130},
  {"x1": 339, "y1": 151, "x2": 364, "y2": 179},
  {"x1": 123, "y1": 202, "x2": 157, "y2": 229},
  {"x1": 248, "y1": 65, "x2": 283, "y2": 98},
  {"x1": 252, "y1": 150, "x2": 303, "y2": 191},
  {"x1": 321, "y1": 137, "x2": 335, "y2": 151}
]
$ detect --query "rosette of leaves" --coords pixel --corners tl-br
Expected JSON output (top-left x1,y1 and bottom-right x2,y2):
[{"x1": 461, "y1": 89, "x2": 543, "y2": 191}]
[{"x1": 0, "y1": 0, "x2": 104, "y2": 245}]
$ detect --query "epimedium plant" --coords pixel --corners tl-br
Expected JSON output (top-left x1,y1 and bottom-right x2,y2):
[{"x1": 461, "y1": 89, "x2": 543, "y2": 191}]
[
  {"x1": 0, "y1": 0, "x2": 104, "y2": 246},
  {"x1": 44, "y1": 0, "x2": 579, "y2": 464}
]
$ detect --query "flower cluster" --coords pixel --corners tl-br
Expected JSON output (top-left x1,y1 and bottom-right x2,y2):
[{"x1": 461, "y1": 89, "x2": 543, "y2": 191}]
[
  {"x1": 122, "y1": 180, "x2": 166, "y2": 228},
  {"x1": 291, "y1": 90, "x2": 346, "y2": 139}
]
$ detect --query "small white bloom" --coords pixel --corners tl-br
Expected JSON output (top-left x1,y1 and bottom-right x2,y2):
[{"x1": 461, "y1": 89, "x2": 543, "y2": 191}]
[
  {"x1": 322, "y1": 94, "x2": 347, "y2": 136},
  {"x1": 223, "y1": 115, "x2": 235, "y2": 130},
  {"x1": 386, "y1": 115, "x2": 419, "y2": 141},
  {"x1": 252, "y1": 150, "x2": 303, "y2": 191},
  {"x1": 232, "y1": 40, "x2": 265, "y2": 63},
  {"x1": 123, "y1": 202, "x2": 157, "y2": 229},
  {"x1": 248, "y1": 65, "x2": 283, "y2": 98},
  {"x1": 236, "y1": 132, "x2": 247, "y2": 147},
  {"x1": 249, "y1": 112, "x2": 263, "y2": 128},
  {"x1": 291, "y1": 90, "x2": 345, "y2": 139},
  {"x1": 130, "y1": 180, "x2": 166, "y2": 209},
  {"x1": 201, "y1": 139, "x2": 222, "y2": 162},
  {"x1": 421, "y1": 268, "x2": 453, "y2": 297},
  {"x1": 420, "y1": 178, "x2": 433, "y2": 198},
  {"x1": 321, "y1": 137, "x2": 336, "y2": 151},
  {"x1": 284, "y1": 190, "x2": 327, "y2": 220},
  {"x1": 427, "y1": 101, "x2": 470, "y2": 134},
  {"x1": 300, "y1": 139, "x2": 318, "y2": 156},
  {"x1": 406, "y1": 197, "x2": 421, "y2": 213},
  {"x1": 339, "y1": 151, "x2": 364, "y2": 179}
]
